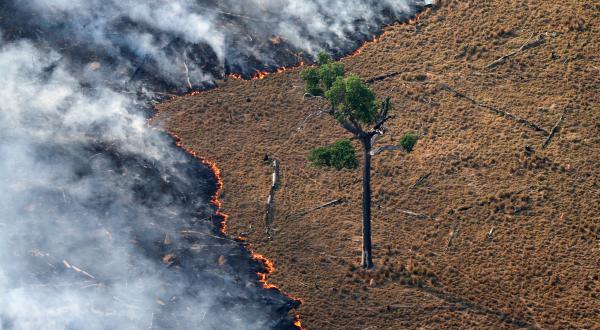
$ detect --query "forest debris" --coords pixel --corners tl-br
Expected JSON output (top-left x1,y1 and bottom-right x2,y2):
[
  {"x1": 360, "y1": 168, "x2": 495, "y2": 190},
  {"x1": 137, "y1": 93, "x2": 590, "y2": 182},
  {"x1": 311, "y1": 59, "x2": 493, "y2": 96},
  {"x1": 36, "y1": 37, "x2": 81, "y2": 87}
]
[
  {"x1": 542, "y1": 112, "x2": 566, "y2": 148},
  {"x1": 62, "y1": 259, "x2": 96, "y2": 279},
  {"x1": 370, "y1": 145, "x2": 402, "y2": 156},
  {"x1": 265, "y1": 158, "x2": 281, "y2": 236},
  {"x1": 179, "y1": 230, "x2": 234, "y2": 241},
  {"x1": 486, "y1": 33, "x2": 547, "y2": 69},
  {"x1": 296, "y1": 108, "x2": 328, "y2": 131},
  {"x1": 440, "y1": 84, "x2": 549, "y2": 134},
  {"x1": 398, "y1": 209, "x2": 437, "y2": 221},
  {"x1": 412, "y1": 172, "x2": 431, "y2": 190},
  {"x1": 303, "y1": 93, "x2": 324, "y2": 100},
  {"x1": 446, "y1": 226, "x2": 460, "y2": 250},
  {"x1": 162, "y1": 254, "x2": 175, "y2": 266},
  {"x1": 365, "y1": 71, "x2": 400, "y2": 84},
  {"x1": 164, "y1": 233, "x2": 172, "y2": 245},
  {"x1": 285, "y1": 199, "x2": 345, "y2": 220},
  {"x1": 487, "y1": 226, "x2": 495, "y2": 240}
]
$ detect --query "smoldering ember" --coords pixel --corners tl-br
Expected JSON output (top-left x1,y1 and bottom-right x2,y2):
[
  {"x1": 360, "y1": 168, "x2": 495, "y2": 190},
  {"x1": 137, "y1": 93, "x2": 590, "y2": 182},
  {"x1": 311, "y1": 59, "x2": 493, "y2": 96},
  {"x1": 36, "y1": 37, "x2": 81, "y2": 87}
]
[{"x1": 2, "y1": 1, "x2": 599, "y2": 330}]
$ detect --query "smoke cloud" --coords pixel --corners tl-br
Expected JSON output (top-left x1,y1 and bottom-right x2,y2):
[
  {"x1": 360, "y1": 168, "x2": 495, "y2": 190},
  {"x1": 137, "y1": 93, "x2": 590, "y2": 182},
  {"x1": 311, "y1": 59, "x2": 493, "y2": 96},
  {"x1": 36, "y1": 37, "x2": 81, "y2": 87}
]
[
  {"x1": 2, "y1": 0, "x2": 432, "y2": 90},
  {"x1": 0, "y1": 0, "x2": 430, "y2": 329}
]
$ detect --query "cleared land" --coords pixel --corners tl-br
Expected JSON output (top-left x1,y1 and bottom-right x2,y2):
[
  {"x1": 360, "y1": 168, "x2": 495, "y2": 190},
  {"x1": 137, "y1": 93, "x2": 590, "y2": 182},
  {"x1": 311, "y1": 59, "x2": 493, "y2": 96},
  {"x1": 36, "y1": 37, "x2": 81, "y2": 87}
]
[{"x1": 157, "y1": 1, "x2": 600, "y2": 328}]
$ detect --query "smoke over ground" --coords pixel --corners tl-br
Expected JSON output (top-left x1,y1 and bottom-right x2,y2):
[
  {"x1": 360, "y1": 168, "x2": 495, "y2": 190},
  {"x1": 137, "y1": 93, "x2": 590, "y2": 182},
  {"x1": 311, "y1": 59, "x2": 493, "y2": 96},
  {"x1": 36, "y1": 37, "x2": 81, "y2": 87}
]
[
  {"x1": 1, "y1": 0, "x2": 432, "y2": 91},
  {"x1": 0, "y1": 1, "x2": 431, "y2": 329}
]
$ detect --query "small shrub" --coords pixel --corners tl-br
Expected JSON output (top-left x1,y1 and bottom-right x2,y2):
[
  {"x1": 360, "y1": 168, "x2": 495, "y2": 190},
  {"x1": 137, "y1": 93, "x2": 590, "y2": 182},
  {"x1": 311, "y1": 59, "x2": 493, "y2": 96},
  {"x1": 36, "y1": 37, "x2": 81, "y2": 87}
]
[
  {"x1": 400, "y1": 132, "x2": 418, "y2": 152},
  {"x1": 300, "y1": 67, "x2": 322, "y2": 96},
  {"x1": 308, "y1": 139, "x2": 358, "y2": 170}
]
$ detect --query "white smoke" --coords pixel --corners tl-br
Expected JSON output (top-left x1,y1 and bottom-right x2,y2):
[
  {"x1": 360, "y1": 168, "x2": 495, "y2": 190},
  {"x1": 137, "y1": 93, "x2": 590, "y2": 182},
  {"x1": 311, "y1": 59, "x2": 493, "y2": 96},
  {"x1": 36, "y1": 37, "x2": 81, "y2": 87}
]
[
  {"x1": 0, "y1": 39, "x2": 287, "y2": 329},
  {"x1": 9, "y1": 0, "x2": 432, "y2": 88},
  {"x1": 0, "y1": 1, "x2": 431, "y2": 329}
]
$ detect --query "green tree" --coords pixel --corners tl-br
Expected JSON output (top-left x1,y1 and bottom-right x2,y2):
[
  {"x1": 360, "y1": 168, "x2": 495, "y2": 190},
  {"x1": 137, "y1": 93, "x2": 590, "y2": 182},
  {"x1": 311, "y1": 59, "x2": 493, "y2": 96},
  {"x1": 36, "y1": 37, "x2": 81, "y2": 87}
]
[{"x1": 301, "y1": 54, "x2": 409, "y2": 269}]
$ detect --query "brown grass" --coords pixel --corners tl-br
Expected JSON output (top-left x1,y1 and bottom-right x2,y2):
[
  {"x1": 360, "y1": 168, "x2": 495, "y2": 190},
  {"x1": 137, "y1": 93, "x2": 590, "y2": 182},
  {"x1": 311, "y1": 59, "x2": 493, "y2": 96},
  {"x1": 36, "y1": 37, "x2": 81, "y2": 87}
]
[{"x1": 157, "y1": 0, "x2": 600, "y2": 328}]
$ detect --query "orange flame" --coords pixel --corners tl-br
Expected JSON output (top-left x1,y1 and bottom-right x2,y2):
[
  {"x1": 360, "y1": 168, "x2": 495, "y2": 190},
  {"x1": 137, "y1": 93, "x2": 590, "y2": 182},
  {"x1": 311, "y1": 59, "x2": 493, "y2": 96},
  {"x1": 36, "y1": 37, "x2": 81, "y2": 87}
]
[
  {"x1": 148, "y1": 110, "x2": 302, "y2": 329},
  {"x1": 294, "y1": 315, "x2": 305, "y2": 329},
  {"x1": 252, "y1": 253, "x2": 278, "y2": 289},
  {"x1": 252, "y1": 70, "x2": 269, "y2": 80}
]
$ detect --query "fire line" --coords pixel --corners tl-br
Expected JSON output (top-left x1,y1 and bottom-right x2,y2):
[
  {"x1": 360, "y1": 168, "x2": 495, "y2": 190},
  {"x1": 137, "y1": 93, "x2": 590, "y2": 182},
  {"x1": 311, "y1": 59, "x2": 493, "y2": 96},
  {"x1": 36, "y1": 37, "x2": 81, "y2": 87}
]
[{"x1": 152, "y1": 5, "x2": 436, "y2": 329}]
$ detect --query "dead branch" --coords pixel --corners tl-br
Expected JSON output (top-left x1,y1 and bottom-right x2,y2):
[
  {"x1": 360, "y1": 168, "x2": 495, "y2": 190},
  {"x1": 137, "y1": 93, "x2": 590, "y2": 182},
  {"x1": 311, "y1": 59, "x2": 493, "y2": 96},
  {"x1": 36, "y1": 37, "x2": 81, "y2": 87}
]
[
  {"x1": 440, "y1": 84, "x2": 550, "y2": 134},
  {"x1": 411, "y1": 172, "x2": 431, "y2": 190},
  {"x1": 285, "y1": 199, "x2": 345, "y2": 220},
  {"x1": 487, "y1": 226, "x2": 495, "y2": 240},
  {"x1": 62, "y1": 259, "x2": 96, "y2": 279},
  {"x1": 397, "y1": 209, "x2": 438, "y2": 221},
  {"x1": 179, "y1": 230, "x2": 235, "y2": 242},
  {"x1": 370, "y1": 145, "x2": 402, "y2": 156},
  {"x1": 446, "y1": 225, "x2": 460, "y2": 250},
  {"x1": 486, "y1": 33, "x2": 546, "y2": 69},
  {"x1": 542, "y1": 112, "x2": 565, "y2": 149},
  {"x1": 365, "y1": 72, "x2": 400, "y2": 84},
  {"x1": 295, "y1": 108, "x2": 328, "y2": 131},
  {"x1": 303, "y1": 93, "x2": 324, "y2": 100}
]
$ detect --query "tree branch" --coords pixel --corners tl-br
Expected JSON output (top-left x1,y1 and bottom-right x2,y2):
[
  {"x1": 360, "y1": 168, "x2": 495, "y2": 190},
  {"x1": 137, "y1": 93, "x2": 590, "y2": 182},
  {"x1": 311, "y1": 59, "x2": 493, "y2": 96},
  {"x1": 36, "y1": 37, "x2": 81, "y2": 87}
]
[
  {"x1": 370, "y1": 145, "x2": 403, "y2": 156},
  {"x1": 339, "y1": 118, "x2": 362, "y2": 136},
  {"x1": 370, "y1": 115, "x2": 395, "y2": 135}
]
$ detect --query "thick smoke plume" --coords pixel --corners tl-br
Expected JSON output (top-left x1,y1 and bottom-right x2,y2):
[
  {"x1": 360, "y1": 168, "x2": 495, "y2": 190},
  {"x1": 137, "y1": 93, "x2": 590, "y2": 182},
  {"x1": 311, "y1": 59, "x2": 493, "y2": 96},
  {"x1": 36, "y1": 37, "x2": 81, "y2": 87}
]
[{"x1": 0, "y1": 1, "x2": 430, "y2": 329}]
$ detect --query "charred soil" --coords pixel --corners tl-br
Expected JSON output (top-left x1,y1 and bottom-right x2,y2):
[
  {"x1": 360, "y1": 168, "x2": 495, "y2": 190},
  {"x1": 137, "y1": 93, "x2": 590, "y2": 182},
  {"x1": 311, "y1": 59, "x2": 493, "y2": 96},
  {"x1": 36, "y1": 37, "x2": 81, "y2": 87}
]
[{"x1": 158, "y1": 1, "x2": 600, "y2": 328}]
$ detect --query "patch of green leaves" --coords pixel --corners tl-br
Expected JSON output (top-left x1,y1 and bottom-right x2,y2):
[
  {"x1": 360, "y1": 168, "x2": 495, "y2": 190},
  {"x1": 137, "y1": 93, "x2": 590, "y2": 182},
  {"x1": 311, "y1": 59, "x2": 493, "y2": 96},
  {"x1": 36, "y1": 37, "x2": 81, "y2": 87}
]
[
  {"x1": 308, "y1": 139, "x2": 358, "y2": 170},
  {"x1": 300, "y1": 67, "x2": 323, "y2": 96}
]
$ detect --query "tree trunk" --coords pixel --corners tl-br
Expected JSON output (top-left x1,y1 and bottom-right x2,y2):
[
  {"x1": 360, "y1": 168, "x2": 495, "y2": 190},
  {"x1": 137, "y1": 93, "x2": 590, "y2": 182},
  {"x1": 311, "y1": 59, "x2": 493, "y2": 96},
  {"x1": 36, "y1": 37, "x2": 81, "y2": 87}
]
[{"x1": 360, "y1": 137, "x2": 374, "y2": 269}]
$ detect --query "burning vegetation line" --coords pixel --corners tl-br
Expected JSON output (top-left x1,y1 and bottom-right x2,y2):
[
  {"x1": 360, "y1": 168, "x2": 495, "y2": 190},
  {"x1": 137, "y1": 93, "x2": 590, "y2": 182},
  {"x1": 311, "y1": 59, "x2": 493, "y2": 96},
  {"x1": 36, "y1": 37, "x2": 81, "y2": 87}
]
[
  {"x1": 148, "y1": 5, "x2": 437, "y2": 328},
  {"x1": 149, "y1": 109, "x2": 304, "y2": 329},
  {"x1": 218, "y1": 5, "x2": 434, "y2": 83}
]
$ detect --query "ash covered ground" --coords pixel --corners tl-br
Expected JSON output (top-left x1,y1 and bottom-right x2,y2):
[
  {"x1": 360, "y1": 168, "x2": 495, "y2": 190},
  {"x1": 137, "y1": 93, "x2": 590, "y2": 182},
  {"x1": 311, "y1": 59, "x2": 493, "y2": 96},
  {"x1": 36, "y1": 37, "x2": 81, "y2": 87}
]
[{"x1": 0, "y1": 1, "x2": 431, "y2": 329}]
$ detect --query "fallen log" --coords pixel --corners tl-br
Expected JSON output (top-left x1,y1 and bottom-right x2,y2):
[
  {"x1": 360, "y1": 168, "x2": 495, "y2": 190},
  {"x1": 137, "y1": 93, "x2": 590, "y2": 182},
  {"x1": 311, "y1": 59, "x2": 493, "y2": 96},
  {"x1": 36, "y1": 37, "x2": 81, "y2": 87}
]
[
  {"x1": 264, "y1": 158, "x2": 281, "y2": 236},
  {"x1": 365, "y1": 71, "x2": 400, "y2": 84},
  {"x1": 62, "y1": 259, "x2": 96, "y2": 279},
  {"x1": 440, "y1": 84, "x2": 550, "y2": 134},
  {"x1": 370, "y1": 145, "x2": 403, "y2": 156},
  {"x1": 542, "y1": 112, "x2": 565, "y2": 149},
  {"x1": 412, "y1": 172, "x2": 431, "y2": 190},
  {"x1": 285, "y1": 199, "x2": 345, "y2": 220},
  {"x1": 398, "y1": 209, "x2": 437, "y2": 221},
  {"x1": 486, "y1": 33, "x2": 546, "y2": 69}
]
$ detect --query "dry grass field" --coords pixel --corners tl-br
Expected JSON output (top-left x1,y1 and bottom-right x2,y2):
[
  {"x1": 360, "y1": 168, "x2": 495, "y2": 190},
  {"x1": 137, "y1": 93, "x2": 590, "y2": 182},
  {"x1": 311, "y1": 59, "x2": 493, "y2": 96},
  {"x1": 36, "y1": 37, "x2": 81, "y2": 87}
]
[{"x1": 156, "y1": 1, "x2": 600, "y2": 328}]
